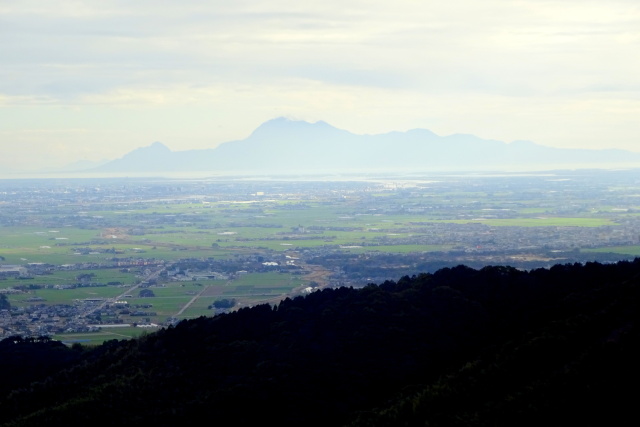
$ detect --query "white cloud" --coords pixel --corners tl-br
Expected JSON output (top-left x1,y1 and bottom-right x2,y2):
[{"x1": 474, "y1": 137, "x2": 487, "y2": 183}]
[{"x1": 1, "y1": 1, "x2": 640, "y2": 171}]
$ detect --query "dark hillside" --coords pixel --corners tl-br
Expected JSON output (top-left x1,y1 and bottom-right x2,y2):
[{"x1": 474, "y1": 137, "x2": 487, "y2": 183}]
[
  {"x1": 0, "y1": 336, "x2": 83, "y2": 396},
  {"x1": 1, "y1": 261, "x2": 640, "y2": 426},
  {"x1": 350, "y1": 266, "x2": 640, "y2": 426}
]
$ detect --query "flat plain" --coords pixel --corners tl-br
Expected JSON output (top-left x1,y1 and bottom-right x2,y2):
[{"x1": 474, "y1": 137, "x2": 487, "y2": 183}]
[{"x1": 2, "y1": 170, "x2": 640, "y2": 342}]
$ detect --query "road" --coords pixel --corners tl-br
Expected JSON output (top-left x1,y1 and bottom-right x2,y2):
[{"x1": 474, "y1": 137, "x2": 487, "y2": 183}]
[
  {"x1": 80, "y1": 264, "x2": 169, "y2": 318},
  {"x1": 174, "y1": 285, "x2": 210, "y2": 316}
]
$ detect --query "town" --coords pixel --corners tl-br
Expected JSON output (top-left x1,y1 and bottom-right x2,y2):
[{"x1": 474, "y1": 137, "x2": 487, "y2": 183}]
[{"x1": 2, "y1": 169, "x2": 640, "y2": 342}]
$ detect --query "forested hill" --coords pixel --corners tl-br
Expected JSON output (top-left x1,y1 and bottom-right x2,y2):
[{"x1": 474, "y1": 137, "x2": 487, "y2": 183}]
[{"x1": 2, "y1": 260, "x2": 640, "y2": 426}]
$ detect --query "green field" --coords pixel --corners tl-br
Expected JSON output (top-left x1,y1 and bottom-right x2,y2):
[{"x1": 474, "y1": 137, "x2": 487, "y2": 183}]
[
  {"x1": 3, "y1": 175, "x2": 640, "y2": 340},
  {"x1": 584, "y1": 246, "x2": 640, "y2": 256},
  {"x1": 443, "y1": 218, "x2": 614, "y2": 227},
  {"x1": 221, "y1": 272, "x2": 305, "y2": 297},
  {"x1": 341, "y1": 244, "x2": 453, "y2": 254},
  {"x1": 54, "y1": 326, "x2": 154, "y2": 346},
  {"x1": 8, "y1": 286, "x2": 125, "y2": 305}
]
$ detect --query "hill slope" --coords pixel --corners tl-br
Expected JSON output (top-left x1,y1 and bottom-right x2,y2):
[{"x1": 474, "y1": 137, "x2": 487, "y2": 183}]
[{"x1": 1, "y1": 260, "x2": 640, "y2": 426}]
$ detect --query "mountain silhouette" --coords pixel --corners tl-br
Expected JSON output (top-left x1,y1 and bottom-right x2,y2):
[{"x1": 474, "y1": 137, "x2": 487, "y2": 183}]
[{"x1": 91, "y1": 118, "x2": 640, "y2": 174}]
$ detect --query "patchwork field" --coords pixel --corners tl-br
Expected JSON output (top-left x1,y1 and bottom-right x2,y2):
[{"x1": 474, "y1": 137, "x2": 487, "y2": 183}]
[{"x1": 3, "y1": 173, "x2": 640, "y2": 343}]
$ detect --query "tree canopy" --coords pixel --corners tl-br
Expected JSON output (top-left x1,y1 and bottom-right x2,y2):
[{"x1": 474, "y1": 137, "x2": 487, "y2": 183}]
[
  {"x1": 138, "y1": 289, "x2": 155, "y2": 298},
  {"x1": 0, "y1": 294, "x2": 10, "y2": 310},
  {"x1": 2, "y1": 260, "x2": 640, "y2": 426}
]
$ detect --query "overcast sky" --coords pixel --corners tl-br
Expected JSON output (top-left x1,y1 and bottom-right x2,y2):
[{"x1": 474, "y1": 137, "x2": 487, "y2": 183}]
[{"x1": 1, "y1": 0, "x2": 639, "y2": 171}]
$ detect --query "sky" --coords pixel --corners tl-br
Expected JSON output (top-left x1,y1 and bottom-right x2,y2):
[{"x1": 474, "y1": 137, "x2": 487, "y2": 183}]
[{"x1": 1, "y1": 0, "x2": 640, "y2": 172}]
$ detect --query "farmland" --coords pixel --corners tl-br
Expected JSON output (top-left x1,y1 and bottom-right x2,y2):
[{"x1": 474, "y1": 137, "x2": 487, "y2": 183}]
[{"x1": 2, "y1": 169, "x2": 640, "y2": 342}]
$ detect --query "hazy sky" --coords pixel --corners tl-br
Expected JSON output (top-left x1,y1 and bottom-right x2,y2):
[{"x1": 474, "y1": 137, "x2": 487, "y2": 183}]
[{"x1": 2, "y1": 0, "x2": 639, "y2": 171}]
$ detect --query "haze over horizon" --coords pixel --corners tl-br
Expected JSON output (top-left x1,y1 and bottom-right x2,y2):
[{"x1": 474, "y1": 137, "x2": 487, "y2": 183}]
[{"x1": 2, "y1": 1, "x2": 640, "y2": 172}]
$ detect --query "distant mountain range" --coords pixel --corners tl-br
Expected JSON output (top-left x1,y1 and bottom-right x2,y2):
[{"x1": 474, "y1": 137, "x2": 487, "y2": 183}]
[{"x1": 86, "y1": 118, "x2": 640, "y2": 174}]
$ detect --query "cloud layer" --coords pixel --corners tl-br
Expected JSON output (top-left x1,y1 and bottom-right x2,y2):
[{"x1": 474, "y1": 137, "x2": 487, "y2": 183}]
[{"x1": 2, "y1": 1, "x2": 639, "y2": 170}]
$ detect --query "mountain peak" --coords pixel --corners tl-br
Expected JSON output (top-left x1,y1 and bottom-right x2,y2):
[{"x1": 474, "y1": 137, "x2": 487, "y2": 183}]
[
  {"x1": 123, "y1": 141, "x2": 171, "y2": 157},
  {"x1": 89, "y1": 120, "x2": 640, "y2": 175},
  {"x1": 248, "y1": 117, "x2": 336, "y2": 138},
  {"x1": 147, "y1": 141, "x2": 171, "y2": 151}
]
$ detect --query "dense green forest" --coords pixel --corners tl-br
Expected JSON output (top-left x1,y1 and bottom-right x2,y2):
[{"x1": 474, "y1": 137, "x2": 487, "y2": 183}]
[{"x1": 1, "y1": 260, "x2": 639, "y2": 426}]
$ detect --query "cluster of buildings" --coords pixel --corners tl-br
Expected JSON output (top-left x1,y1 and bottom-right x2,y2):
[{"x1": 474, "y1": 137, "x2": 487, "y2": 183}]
[
  {"x1": 0, "y1": 302, "x2": 96, "y2": 338},
  {"x1": 368, "y1": 221, "x2": 640, "y2": 253}
]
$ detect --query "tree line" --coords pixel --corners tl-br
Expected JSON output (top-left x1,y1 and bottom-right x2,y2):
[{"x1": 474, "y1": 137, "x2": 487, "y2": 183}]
[{"x1": 1, "y1": 260, "x2": 640, "y2": 426}]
